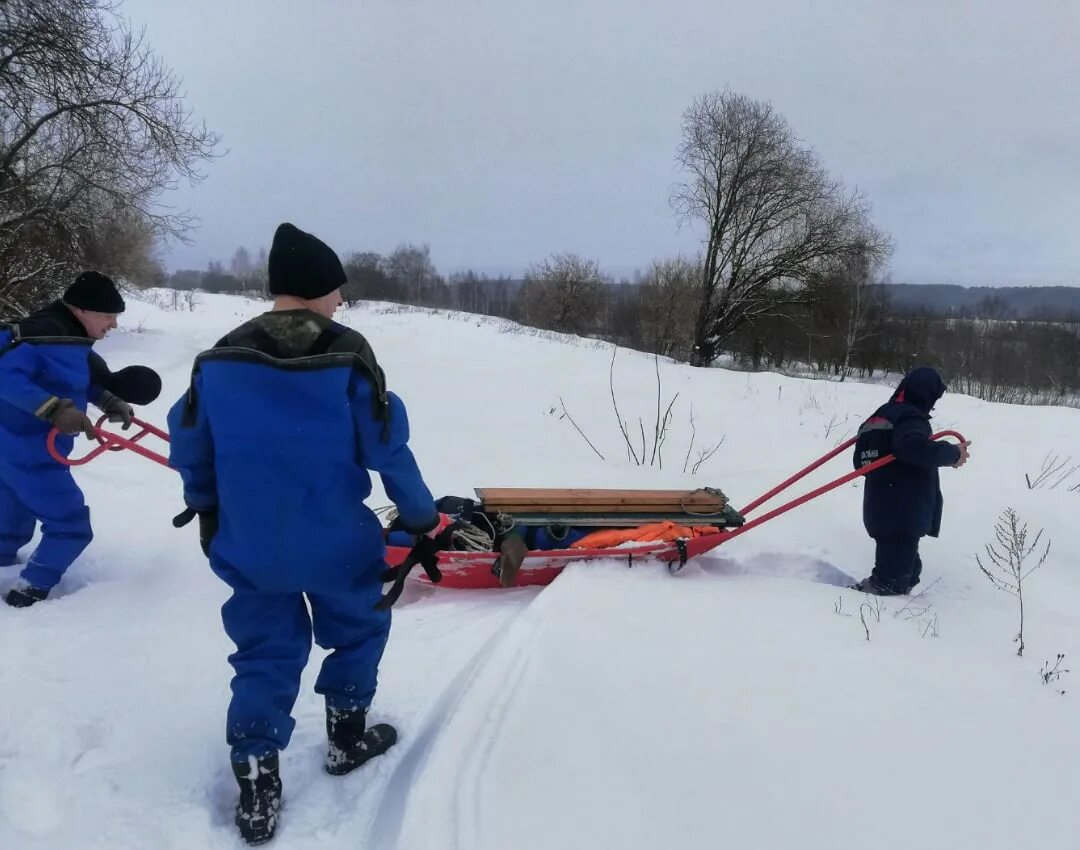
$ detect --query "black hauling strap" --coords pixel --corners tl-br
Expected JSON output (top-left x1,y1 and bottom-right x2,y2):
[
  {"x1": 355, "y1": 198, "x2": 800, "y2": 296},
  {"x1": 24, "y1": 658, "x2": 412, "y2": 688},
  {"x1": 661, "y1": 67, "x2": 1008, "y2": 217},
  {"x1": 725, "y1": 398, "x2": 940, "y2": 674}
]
[
  {"x1": 376, "y1": 527, "x2": 455, "y2": 610},
  {"x1": 666, "y1": 538, "x2": 690, "y2": 575},
  {"x1": 676, "y1": 538, "x2": 689, "y2": 566}
]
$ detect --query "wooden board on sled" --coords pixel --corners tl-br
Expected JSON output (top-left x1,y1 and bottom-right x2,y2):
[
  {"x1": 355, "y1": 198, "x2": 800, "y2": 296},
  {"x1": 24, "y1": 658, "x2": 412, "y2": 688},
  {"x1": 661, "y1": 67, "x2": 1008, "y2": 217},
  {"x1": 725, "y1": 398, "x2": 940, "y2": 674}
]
[{"x1": 381, "y1": 487, "x2": 746, "y2": 591}]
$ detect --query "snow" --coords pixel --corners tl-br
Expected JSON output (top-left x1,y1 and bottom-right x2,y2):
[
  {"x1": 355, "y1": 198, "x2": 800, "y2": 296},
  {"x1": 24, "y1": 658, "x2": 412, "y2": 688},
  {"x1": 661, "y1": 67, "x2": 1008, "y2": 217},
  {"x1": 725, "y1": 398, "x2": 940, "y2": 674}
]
[{"x1": 2, "y1": 290, "x2": 1079, "y2": 849}]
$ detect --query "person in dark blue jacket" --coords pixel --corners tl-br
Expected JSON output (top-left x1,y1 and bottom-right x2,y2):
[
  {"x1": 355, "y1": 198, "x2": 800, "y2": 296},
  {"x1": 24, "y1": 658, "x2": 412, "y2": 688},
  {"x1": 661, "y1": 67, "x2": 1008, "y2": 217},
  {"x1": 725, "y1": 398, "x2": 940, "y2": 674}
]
[
  {"x1": 0, "y1": 272, "x2": 157, "y2": 608},
  {"x1": 168, "y1": 222, "x2": 445, "y2": 846},
  {"x1": 850, "y1": 366, "x2": 970, "y2": 596}
]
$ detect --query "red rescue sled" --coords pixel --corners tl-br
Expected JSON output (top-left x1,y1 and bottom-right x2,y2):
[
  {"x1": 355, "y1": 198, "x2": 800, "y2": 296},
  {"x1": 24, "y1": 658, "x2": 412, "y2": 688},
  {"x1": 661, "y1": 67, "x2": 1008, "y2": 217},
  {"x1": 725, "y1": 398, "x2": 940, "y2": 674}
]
[
  {"x1": 46, "y1": 417, "x2": 965, "y2": 592},
  {"x1": 384, "y1": 430, "x2": 967, "y2": 589}
]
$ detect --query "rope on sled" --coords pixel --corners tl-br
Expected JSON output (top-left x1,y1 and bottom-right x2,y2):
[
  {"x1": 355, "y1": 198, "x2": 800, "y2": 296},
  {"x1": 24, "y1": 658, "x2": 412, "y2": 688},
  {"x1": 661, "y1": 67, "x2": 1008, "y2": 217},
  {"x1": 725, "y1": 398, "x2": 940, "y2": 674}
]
[
  {"x1": 679, "y1": 486, "x2": 727, "y2": 517},
  {"x1": 377, "y1": 505, "x2": 495, "y2": 553},
  {"x1": 451, "y1": 523, "x2": 494, "y2": 552}
]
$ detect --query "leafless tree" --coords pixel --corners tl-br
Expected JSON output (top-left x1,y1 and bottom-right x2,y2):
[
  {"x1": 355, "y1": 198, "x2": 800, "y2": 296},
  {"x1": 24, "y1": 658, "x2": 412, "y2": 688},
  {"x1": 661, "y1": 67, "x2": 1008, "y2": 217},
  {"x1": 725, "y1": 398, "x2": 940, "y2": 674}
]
[
  {"x1": 682, "y1": 403, "x2": 723, "y2": 474},
  {"x1": 230, "y1": 246, "x2": 252, "y2": 278},
  {"x1": 79, "y1": 205, "x2": 165, "y2": 287},
  {"x1": 639, "y1": 256, "x2": 700, "y2": 361},
  {"x1": 226, "y1": 245, "x2": 269, "y2": 295},
  {"x1": 0, "y1": 0, "x2": 219, "y2": 310},
  {"x1": 520, "y1": 253, "x2": 607, "y2": 337},
  {"x1": 976, "y1": 508, "x2": 1051, "y2": 657},
  {"x1": 670, "y1": 89, "x2": 890, "y2": 366},
  {"x1": 1022, "y1": 452, "x2": 1080, "y2": 491},
  {"x1": 805, "y1": 250, "x2": 890, "y2": 379},
  {"x1": 385, "y1": 243, "x2": 437, "y2": 303}
]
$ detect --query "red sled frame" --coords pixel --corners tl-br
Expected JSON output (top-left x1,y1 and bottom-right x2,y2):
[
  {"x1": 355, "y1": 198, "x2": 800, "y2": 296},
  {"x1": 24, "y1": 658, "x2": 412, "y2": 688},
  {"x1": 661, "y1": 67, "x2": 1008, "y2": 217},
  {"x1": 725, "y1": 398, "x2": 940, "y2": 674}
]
[
  {"x1": 45, "y1": 417, "x2": 966, "y2": 591},
  {"x1": 48, "y1": 415, "x2": 171, "y2": 468},
  {"x1": 385, "y1": 430, "x2": 968, "y2": 590}
]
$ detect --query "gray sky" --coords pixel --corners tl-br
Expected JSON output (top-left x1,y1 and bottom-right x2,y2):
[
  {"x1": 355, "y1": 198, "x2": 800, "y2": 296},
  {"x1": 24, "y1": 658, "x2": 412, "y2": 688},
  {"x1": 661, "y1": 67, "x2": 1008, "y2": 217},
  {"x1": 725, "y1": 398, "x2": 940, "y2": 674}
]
[{"x1": 121, "y1": 0, "x2": 1080, "y2": 285}]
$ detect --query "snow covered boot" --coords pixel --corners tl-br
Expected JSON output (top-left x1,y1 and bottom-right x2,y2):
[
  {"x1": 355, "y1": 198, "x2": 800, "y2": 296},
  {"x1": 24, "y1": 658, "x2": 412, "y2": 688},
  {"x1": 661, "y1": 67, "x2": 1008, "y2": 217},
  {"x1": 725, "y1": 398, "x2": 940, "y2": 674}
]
[
  {"x1": 231, "y1": 753, "x2": 282, "y2": 846},
  {"x1": 849, "y1": 576, "x2": 903, "y2": 596},
  {"x1": 325, "y1": 706, "x2": 398, "y2": 776},
  {"x1": 4, "y1": 584, "x2": 48, "y2": 608}
]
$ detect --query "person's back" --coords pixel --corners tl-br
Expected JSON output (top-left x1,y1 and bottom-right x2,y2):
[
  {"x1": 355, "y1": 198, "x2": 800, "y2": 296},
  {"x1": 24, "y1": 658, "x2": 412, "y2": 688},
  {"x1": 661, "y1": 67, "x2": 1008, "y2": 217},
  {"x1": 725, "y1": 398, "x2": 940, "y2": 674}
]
[{"x1": 177, "y1": 308, "x2": 434, "y2": 592}]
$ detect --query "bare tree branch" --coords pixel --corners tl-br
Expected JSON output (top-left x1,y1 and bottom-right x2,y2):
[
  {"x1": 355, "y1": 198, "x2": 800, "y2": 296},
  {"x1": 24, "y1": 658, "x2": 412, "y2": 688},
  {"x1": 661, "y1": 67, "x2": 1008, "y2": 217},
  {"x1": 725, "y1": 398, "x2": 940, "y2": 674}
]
[{"x1": 0, "y1": 0, "x2": 220, "y2": 305}]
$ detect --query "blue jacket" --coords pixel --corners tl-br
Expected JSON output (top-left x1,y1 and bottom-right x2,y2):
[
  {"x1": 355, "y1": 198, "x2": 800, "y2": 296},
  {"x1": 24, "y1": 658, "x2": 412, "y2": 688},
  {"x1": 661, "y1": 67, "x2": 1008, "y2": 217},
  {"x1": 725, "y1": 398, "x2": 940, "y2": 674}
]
[
  {"x1": 167, "y1": 312, "x2": 438, "y2": 593},
  {"x1": 853, "y1": 367, "x2": 962, "y2": 539},
  {"x1": 0, "y1": 304, "x2": 107, "y2": 465}
]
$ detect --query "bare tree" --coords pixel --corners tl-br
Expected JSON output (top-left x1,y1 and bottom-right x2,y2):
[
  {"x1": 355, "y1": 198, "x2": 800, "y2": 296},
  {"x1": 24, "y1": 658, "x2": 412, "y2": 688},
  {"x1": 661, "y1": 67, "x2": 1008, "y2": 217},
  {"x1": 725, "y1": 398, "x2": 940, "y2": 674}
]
[
  {"x1": 0, "y1": 0, "x2": 220, "y2": 310},
  {"x1": 671, "y1": 89, "x2": 890, "y2": 366},
  {"x1": 806, "y1": 250, "x2": 891, "y2": 379},
  {"x1": 385, "y1": 243, "x2": 437, "y2": 303},
  {"x1": 520, "y1": 253, "x2": 607, "y2": 337},
  {"x1": 343, "y1": 251, "x2": 401, "y2": 304},
  {"x1": 230, "y1": 246, "x2": 252, "y2": 278},
  {"x1": 227, "y1": 245, "x2": 269, "y2": 295},
  {"x1": 78, "y1": 205, "x2": 165, "y2": 287},
  {"x1": 976, "y1": 508, "x2": 1051, "y2": 657},
  {"x1": 639, "y1": 256, "x2": 700, "y2": 361}
]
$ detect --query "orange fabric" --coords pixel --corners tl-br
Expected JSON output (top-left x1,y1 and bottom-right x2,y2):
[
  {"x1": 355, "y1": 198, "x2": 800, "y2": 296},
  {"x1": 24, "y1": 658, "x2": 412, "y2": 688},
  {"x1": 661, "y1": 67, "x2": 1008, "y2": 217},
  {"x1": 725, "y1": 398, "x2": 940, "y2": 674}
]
[{"x1": 570, "y1": 522, "x2": 719, "y2": 549}]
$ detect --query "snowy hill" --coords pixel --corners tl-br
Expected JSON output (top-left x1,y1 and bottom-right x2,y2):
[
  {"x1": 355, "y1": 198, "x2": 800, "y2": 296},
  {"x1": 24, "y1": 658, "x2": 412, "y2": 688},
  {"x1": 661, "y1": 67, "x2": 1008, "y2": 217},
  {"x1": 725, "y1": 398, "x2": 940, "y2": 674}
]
[{"x1": 2, "y1": 291, "x2": 1079, "y2": 850}]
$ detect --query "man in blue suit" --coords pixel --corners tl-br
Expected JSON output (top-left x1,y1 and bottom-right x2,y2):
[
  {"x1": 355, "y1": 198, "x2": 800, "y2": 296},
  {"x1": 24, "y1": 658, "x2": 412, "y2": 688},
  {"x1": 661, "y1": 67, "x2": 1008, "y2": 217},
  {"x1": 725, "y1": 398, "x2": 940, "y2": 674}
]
[
  {"x1": 168, "y1": 223, "x2": 445, "y2": 846},
  {"x1": 851, "y1": 366, "x2": 971, "y2": 596},
  {"x1": 0, "y1": 272, "x2": 154, "y2": 608}
]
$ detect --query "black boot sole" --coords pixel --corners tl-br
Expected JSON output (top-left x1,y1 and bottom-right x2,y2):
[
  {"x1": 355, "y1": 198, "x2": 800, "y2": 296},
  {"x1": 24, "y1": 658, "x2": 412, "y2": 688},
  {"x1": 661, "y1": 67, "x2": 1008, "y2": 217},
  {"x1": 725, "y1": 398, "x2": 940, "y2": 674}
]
[{"x1": 235, "y1": 795, "x2": 282, "y2": 846}]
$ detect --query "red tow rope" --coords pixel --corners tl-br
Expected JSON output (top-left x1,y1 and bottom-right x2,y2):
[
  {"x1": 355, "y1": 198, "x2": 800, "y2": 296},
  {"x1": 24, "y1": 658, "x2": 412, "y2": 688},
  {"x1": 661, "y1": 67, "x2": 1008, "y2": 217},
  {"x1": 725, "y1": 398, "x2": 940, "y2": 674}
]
[{"x1": 47, "y1": 414, "x2": 171, "y2": 468}]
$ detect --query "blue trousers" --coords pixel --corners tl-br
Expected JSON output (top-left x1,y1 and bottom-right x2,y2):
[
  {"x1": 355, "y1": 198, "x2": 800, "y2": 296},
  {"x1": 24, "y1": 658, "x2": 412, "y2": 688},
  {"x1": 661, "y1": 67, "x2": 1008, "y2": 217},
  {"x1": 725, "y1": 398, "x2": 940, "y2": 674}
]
[
  {"x1": 871, "y1": 535, "x2": 922, "y2": 593},
  {"x1": 221, "y1": 579, "x2": 391, "y2": 762},
  {"x1": 0, "y1": 459, "x2": 92, "y2": 590}
]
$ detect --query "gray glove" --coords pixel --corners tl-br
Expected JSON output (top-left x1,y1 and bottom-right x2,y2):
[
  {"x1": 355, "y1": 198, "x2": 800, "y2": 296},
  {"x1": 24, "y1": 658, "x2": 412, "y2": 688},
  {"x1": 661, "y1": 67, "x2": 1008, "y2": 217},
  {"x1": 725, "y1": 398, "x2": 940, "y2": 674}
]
[
  {"x1": 97, "y1": 389, "x2": 134, "y2": 430},
  {"x1": 42, "y1": 398, "x2": 97, "y2": 440}
]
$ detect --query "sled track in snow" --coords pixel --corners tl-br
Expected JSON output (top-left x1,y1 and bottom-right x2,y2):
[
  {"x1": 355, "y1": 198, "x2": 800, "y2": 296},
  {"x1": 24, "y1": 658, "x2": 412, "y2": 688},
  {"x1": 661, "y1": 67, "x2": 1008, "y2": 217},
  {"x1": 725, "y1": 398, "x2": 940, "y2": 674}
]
[
  {"x1": 366, "y1": 585, "x2": 548, "y2": 850},
  {"x1": 446, "y1": 612, "x2": 539, "y2": 850}
]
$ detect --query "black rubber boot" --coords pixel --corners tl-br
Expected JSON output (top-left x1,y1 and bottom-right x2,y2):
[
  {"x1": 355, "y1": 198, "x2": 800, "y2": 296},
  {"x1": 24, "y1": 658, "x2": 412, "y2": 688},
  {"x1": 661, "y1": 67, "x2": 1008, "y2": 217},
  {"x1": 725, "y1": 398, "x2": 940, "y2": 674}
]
[
  {"x1": 4, "y1": 585, "x2": 49, "y2": 608},
  {"x1": 850, "y1": 576, "x2": 904, "y2": 596},
  {"x1": 231, "y1": 753, "x2": 282, "y2": 846},
  {"x1": 325, "y1": 706, "x2": 398, "y2": 776}
]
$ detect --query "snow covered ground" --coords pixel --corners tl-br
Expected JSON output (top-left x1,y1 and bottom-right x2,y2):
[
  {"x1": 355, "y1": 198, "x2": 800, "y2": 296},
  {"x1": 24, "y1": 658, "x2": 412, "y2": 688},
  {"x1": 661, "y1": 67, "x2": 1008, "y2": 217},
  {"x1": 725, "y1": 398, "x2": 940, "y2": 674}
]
[{"x1": 2, "y1": 290, "x2": 1079, "y2": 849}]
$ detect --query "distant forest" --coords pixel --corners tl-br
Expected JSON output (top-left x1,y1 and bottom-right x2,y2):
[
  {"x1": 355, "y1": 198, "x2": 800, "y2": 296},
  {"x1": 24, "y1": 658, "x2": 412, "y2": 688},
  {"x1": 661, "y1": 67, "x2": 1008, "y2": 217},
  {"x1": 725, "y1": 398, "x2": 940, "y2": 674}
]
[{"x1": 160, "y1": 245, "x2": 1080, "y2": 408}]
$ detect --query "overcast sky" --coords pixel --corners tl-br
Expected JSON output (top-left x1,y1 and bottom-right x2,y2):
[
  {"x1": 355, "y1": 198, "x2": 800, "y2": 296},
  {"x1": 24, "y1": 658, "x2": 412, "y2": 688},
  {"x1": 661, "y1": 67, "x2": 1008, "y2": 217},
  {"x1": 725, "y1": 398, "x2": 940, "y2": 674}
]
[{"x1": 120, "y1": 0, "x2": 1080, "y2": 286}]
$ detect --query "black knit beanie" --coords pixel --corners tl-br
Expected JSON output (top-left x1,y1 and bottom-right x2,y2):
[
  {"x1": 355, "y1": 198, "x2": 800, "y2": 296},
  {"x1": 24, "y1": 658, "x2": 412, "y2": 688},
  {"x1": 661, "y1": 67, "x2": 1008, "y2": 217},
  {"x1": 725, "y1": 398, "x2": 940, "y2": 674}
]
[
  {"x1": 63, "y1": 271, "x2": 125, "y2": 314},
  {"x1": 267, "y1": 223, "x2": 346, "y2": 299}
]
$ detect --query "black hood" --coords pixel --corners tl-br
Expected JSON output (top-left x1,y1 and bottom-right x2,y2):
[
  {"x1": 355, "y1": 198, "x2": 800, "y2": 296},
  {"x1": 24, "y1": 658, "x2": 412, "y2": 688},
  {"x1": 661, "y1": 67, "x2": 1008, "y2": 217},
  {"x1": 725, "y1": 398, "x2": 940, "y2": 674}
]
[{"x1": 891, "y1": 367, "x2": 946, "y2": 413}]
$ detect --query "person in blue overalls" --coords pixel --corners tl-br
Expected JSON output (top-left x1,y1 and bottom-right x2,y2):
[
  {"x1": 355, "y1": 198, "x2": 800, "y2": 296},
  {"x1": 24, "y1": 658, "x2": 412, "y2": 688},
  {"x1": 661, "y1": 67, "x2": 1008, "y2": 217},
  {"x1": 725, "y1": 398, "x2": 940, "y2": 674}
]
[
  {"x1": 0, "y1": 272, "x2": 159, "y2": 608},
  {"x1": 168, "y1": 223, "x2": 447, "y2": 846}
]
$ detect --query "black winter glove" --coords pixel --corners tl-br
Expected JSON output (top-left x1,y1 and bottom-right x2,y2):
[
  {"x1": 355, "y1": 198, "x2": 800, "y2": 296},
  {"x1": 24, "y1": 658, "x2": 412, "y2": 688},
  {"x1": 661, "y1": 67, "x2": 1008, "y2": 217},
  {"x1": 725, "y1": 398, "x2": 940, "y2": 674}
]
[
  {"x1": 96, "y1": 389, "x2": 134, "y2": 430},
  {"x1": 173, "y1": 506, "x2": 220, "y2": 557}
]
